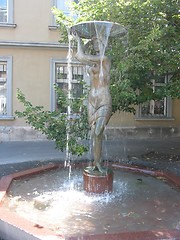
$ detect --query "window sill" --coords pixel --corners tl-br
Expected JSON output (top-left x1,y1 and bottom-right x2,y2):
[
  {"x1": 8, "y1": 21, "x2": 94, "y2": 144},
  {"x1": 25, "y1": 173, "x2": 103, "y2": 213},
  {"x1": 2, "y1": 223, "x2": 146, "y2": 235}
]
[
  {"x1": 48, "y1": 25, "x2": 59, "y2": 30},
  {"x1": 0, "y1": 116, "x2": 15, "y2": 120},
  {"x1": 135, "y1": 117, "x2": 175, "y2": 121},
  {"x1": 0, "y1": 23, "x2": 17, "y2": 28}
]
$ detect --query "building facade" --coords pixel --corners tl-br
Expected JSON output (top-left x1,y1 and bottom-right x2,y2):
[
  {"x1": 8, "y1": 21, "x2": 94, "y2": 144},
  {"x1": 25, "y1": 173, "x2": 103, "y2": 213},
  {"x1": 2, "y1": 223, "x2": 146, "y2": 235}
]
[{"x1": 0, "y1": 0, "x2": 180, "y2": 141}]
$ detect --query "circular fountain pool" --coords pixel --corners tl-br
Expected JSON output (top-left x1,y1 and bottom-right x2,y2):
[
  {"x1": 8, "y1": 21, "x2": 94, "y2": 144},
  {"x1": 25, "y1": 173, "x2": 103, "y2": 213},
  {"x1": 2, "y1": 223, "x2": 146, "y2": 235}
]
[{"x1": 2, "y1": 167, "x2": 180, "y2": 238}]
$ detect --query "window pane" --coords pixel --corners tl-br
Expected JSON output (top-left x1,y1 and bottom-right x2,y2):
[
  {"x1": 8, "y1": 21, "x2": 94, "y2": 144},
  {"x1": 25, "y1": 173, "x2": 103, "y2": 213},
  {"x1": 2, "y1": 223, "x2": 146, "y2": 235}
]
[
  {"x1": 0, "y1": 0, "x2": 7, "y2": 22},
  {"x1": 55, "y1": 64, "x2": 84, "y2": 112},
  {"x1": 56, "y1": 82, "x2": 68, "y2": 112},
  {"x1": 56, "y1": 65, "x2": 67, "y2": 80},
  {"x1": 56, "y1": 0, "x2": 68, "y2": 10},
  {"x1": 72, "y1": 66, "x2": 83, "y2": 80},
  {"x1": 72, "y1": 83, "x2": 83, "y2": 98},
  {"x1": 0, "y1": 62, "x2": 7, "y2": 115},
  {"x1": 141, "y1": 98, "x2": 167, "y2": 117},
  {"x1": 56, "y1": 0, "x2": 78, "y2": 17},
  {"x1": 155, "y1": 75, "x2": 166, "y2": 84},
  {"x1": 56, "y1": 0, "x2": 71, "y2": 16},
  {"x1": 154, "y1": 100, "x2": 166, "y2": 115},
  {"x1": 139, "y1": 75, "x2": 170, "y2": 118}
]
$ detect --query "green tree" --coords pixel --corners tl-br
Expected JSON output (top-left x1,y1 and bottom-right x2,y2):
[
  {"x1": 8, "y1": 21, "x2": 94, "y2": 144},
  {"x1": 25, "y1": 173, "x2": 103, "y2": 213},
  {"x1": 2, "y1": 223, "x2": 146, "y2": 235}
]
[
  {"x1": 54, "y1": 0, "x2": 180, "y2": 113},
  {"x1": 16, "y1": 87, "x2": 89, "y2": 156}
]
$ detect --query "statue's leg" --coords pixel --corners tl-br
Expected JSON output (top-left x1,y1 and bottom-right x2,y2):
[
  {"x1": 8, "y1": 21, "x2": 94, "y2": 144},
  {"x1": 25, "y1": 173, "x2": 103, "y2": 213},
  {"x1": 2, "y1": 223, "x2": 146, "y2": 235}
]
[
  {"x1": 93, "y1": 133, "x2": 103, "y2": 170},
  {"x1": 92, "y1": 117, "x2": 105, "y2": 173}
]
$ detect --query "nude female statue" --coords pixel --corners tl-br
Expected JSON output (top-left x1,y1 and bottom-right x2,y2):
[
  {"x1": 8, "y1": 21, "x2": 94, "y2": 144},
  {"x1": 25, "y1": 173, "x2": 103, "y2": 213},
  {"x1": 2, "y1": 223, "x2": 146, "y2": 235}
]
[{"x1": 73, "y1": 32, "x2": 112, "y2": 173}]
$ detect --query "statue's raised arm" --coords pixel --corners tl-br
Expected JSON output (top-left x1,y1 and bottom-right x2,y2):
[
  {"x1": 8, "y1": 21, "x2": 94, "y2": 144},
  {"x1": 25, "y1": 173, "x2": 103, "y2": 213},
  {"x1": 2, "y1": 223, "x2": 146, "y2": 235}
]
[{"x1": 73, "y1": 31, "x2": 107, "y2": 65}]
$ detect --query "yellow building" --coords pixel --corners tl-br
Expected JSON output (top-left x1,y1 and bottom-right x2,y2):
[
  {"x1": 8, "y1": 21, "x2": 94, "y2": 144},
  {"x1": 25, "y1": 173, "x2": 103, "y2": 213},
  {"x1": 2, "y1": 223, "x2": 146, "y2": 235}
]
[{"x1": 0, "y1": 0, "x2": 179, "y2": 141}]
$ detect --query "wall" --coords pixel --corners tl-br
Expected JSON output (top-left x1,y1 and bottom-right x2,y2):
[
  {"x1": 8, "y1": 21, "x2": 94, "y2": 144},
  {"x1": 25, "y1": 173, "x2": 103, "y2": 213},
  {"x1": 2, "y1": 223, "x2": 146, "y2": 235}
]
[{"x1": 0, "y1": 0, "x2": 60, "y2": 43}]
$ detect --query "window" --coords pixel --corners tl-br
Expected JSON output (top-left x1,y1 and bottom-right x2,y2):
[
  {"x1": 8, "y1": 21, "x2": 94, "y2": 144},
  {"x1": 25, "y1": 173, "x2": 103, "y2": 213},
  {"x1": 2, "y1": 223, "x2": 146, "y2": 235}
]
[
  {"x1": 138, "y1": 74, "x2": 172, "y2": 119},
  {"x1": 0, "y1": 62, "x2": 7, "y2": 115},
  {"x1": 50, "y1": 59, "x2": 86, "y2": 112},
  {"x1": 56, "y1": 0, "x2": 73, "y2": 17},
  {"x1": 0, "y1": 56, "x2": 13, "y2": 118},
  {"x1": 51, "y1": 0, "x2": 77, "y2": 27},
  {"x1": 0, "y1": 0, "x2": 7, "y2": 22},
  {"x1": 0, "y1": 0, "x2": 14, "y2": 25}
]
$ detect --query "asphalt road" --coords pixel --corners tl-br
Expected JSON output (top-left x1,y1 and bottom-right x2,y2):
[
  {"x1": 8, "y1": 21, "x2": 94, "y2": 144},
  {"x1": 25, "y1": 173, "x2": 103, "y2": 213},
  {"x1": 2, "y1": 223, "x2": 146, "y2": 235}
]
[{"x1": 0, "y1": 138, "x2": 180, "y2": 177}]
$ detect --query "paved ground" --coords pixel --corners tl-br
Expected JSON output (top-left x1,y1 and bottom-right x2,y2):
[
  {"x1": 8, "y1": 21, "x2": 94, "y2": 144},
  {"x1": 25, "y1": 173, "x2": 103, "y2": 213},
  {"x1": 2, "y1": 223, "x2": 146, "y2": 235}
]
[{"x1": 0, "y1": 137, "x2": 180, "y2": 177}]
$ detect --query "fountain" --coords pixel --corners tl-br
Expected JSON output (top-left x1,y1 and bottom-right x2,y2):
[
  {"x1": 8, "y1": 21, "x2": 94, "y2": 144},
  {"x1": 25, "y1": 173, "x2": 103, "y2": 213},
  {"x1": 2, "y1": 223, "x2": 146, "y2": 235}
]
[
  {"x1": 70, "y1": 21, "x2": 127, "y2": 193},
  {"x1": 0, "y1": 21, "x2": 180, "y2": 240},
  {"x1": 0, "y1": 163, "x2": 180, "y2": 239}
]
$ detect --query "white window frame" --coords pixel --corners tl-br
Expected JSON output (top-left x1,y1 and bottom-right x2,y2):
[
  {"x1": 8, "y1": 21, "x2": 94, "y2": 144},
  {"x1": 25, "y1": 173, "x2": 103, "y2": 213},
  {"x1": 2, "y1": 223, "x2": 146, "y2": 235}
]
[
  {"x1": 50, "y1": 58, "x2": 87, "y2": 112},
  {"x1": 137, "y1": 74, "x2": 173, "y2": 120},
  {"x1": 0, "y1": 56, "x2": 13, "y2": 119},
  {"x1": 0, "y1": 0, "x2": 15, "y2": 27}
]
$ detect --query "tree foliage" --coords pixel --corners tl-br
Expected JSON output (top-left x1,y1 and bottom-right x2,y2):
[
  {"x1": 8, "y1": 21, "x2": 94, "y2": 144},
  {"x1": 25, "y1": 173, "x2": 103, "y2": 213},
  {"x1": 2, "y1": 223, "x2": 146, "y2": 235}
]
[
  {"x1": 55, "y1": 0, "x2": 180, "y2": 112},
  {"x1": 16, "y1": 87, "x2": 89, "y2": 156}
]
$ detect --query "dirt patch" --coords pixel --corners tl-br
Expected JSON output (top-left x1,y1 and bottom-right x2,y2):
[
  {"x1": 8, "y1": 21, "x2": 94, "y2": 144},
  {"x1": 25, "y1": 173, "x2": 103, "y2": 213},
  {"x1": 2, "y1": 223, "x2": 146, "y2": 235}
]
[{"x1": 141, "y1": 151, "x2": 180, "y2": 163}]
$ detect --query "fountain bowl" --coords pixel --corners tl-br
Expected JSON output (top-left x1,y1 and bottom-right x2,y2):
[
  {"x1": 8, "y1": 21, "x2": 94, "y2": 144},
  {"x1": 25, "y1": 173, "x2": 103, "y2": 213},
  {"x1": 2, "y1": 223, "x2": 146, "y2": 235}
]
[
  {"x1": 70, "y1": 20, "x2": 127, "y2": 39},
  {"x1": 0, "y1": 162, "x2": 180, "y2": 240}
]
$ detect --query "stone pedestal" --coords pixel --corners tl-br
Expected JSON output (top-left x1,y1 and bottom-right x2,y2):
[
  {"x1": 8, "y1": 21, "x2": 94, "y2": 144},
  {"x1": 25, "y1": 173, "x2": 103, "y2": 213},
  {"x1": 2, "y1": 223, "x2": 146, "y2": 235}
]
[{"x1": 83, "y1": 167, "x2": 113, "y2": 194}]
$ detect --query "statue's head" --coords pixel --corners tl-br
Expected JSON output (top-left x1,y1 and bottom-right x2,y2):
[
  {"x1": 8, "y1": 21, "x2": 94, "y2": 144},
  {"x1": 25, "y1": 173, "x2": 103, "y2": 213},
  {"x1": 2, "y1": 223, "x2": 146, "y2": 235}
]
[{"x1": 92, "y1": 35, "x2": 106, "y2": 55}]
